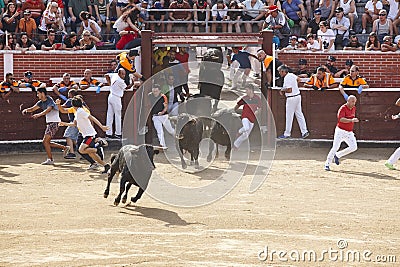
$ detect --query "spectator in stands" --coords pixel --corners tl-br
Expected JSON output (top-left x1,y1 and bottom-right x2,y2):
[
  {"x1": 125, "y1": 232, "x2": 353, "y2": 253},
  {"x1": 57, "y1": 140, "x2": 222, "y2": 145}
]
[
  {"x1": 321, "y1": 55, "x2": 338, "y2": 75},
  {"x1": 307, "y1": 8, "x2": 323, "y2": 35},
  {"x1": 392, "y1": 2, "x2": 400, "y2": 35},
  {"x1": 154, "y1": 47, "x2": 169, "y2": 69},
  {"x1": 381, "y1": 34, "x2": 398, "y2": 51},
  {"x1": 318, "y1": 0, "x2": 335, "y2": 22},
  {"x1": 211, "y1": 0, "x2": 228, "y2": 33},
  {"x1": 306, "y1": 33, "x2": 322, "y2": 51},
  {"x1": 227, "y1": 0, "x2": 242, "y2": 33},
  {"x1": 335, "y1": 59, "x2": 353, "y2": 78},
  {"x1": 362, "y1": 0, "x2": 382, "y2": 34},
  {"x1": 242, "y1": 0, "x2": 265, "y2": 33},
  {"x1": 38, "y1": 2, "x2": 61, "y2": 42},
  {"x1": 79, "y1": 29, "x2": 101, "y2": 50},
  {"x1": 62, "y1": 31, "x2": 81, "y2": 50},
  {"x1": 344, "y1": 34, "x2": 363, "y2": 50},
  {"x1": 263, "y1": 5, "x2": 291, "y2": 49},
  {"x1": 365, "y1": 31, "x2": 381, "y2": 50},
  {"x1": 22, "y1": 0, "x2": 46, "y2": 26},
  {"x1": 297, "y1": 37, "x2": 308, "y2": 50},
  {"x1": 167, "y1": 0, "x2": 193, "y2": 32},
  {"x1": 52, "y1": 73, "x2": 79, "y2": 102},
  {"x1": 116, "y1": 0, "x2": 131, "y2": 18},
  {"x1": 338, "y1": 0, "x2": 357, "y2": 31},
  {"x1": 304, "y1": 66, "x2": 337, "y2": 90},
  {"x1": 18, "y1": 10, "x2": 37, "y2": 40},
  {"x1": 282, "y1": 35, "x2": 298, "y2": 50},
  {"x1": 68, "y1": 0, "x2": 93, "y2": 33},
  {"x1": 372, "y1": 9, "x2": 393, "y2": 43},
  {"x1": 2, "y1": 2, "x2": 20, "y2": 34},
  {"x1": 78, "y1": 11, "x2": 102, "y2": 40},
  {"x1": 295, "y1": 59, "x2": 311, "y2": 78},
  {"x1": 18, "y1": 71, "x2": 46, "y2": 91},
  {"x1": 149, "y1": 1, "x2": 167, "y2": 32},
  {"x1": 282, "y1": 0, "x2": 308, "y2": 35},
  {"x1": 79, "y1": 69, "x2": 103, "y2": 90},
  {"x1": 138, "y1": 0, "x2": 150, "y2": 29},
  {"x1": 115, "y1": 8, "x2": 142, "y2": 49},
  {"x1": 1, "y1": 33, "x2": 16, "y2": 50},
  {"x1": 395, "y1": 34, "x2": 400, "y2": 49},
  {"x1": 318, "y1": 21, "x2": 335, "y2": 51},
  {"x1": 15, "y1": 32, "x2": 36, "y2": 52},
  {"x1": 330, "y1": 7, "x2": 350, "y2": 49},
  {"x1": 41, "y1": 29, "x2": 62, "y2": 50},
  {"x1": 94, "y1": 0, "x2": 111, "y2": 40}
]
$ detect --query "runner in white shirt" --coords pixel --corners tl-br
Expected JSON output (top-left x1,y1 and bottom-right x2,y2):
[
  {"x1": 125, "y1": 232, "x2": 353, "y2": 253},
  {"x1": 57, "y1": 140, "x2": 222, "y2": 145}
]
[
  {"x1": 59, "y1": 97, "x2": 111, "y2": 173},
  {"x1": 277, "y1": 65, "x2": 309, "y2": 139},
  {"x1": 105, "y1": 68, "x2": 134, "y2": 139}
]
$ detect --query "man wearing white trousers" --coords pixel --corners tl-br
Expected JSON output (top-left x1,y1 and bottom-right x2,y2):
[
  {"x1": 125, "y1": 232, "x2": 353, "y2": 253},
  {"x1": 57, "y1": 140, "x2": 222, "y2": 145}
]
[
  {"x1": 233, "y1": 84, "x2": 261, "y2": 149},
  {"x1": 277, "y1": 65, "x2": 309, "y2": 139},
  {"x1": 385, "y1": 97, "x2": 400, "y2": 170},
  {"x1": 149, "y1": 84, "x2": 175, "y2": 148},
  {"x1": 324, "y1": 95, "x2": 359, "y2": 171},
  {"x1": 105, "y1": 68, "x2": 133, "y2": 139}
]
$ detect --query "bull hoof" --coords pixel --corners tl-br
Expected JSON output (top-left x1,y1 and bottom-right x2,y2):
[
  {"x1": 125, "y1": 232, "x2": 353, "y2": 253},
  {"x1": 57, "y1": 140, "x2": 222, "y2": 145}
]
[
  {"x1": 207, "y1": 155, "x2": 212, "y2": 162},
  {"x1": 103, "y1": 191, "x2": 109, "y2": 198},
  {"x1": 195, "y1": 165, "x2": 201, "y2": 169},
  {"x1": 189, "y1": 160, "x2": 194, "y2": 166},
  {"x1": 114, "y1": 199, "x2": 120, "y2": 206},
  {"x1": 181, "y1": 162, "x2": 187, "y2": 169},
  {"x1": 131, "y1": 197, "x2": 139, "y2": 203},
  {"x1": 121, "y1": 197, "x2": 127, "y2": 204}
]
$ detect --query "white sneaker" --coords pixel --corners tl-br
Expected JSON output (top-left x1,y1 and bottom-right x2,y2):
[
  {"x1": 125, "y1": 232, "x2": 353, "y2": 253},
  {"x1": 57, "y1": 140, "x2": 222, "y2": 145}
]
[
  {"x1": 361, "y1": 29, "x2": 366, "y2": 34},
  {"x1": 87, "y1": 163, "x2": 99, "y2": 170},
  {"x1": 42, "y1": 159, "x2": 55, "y2": 165}
]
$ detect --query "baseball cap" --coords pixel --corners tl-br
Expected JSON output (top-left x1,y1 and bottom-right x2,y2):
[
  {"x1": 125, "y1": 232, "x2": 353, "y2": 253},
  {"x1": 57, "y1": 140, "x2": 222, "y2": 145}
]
[
  {"x1": 154, "y1": 1, "x2": 162, "y2": 8},
  {"x1": 299, "y1": 59, "x2": 307, "y2": 65},
  {"x1": 290, "y1": 35, "x2": 298, "y2": 40},
  {"x1": 345, "y1": 59, "x2": 353, "y2": 66},
  {"x1": 394, "y1": 35, "x2": 400, "y2": 44},
  {"x1": 327, "y1": 56, "x2": 336, "y2": 62},
  {"x1": 269, "y1": 5, "x2": 278, "y2": 12},
  {"x1": 129, "y1": 49, "x2": 139, "y2": 57},
  {"x1": 24, "y1": 71, "x2": 33, "y2": 78},
  {"x1": 335, "y1": 7, "x2": 344, "y2": 13},
  {"x1": 23, "y1": 10, "x2": 31, "y2": 15},
  {"x1": 379, "y1": 9, "x2": 387, "y2": 15},
  {"x1": 314, "y1": 8, "x2": 322, "y2": 15}
]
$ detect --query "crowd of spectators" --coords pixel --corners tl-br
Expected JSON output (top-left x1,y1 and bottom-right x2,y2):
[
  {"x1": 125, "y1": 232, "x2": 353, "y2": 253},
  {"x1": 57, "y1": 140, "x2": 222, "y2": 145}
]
[{"x1": 0, "y1": 0, "x2": 399, "y2": 51}]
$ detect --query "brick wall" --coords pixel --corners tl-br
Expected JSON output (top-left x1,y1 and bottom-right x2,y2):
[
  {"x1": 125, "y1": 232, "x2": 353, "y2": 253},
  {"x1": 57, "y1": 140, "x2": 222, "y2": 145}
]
[
  {"x1": 4, "y1": 51, "x2": 117, "y2": 84},
  {"x1": 277, "y1": 51, "x2": 400, "y2": 88}
]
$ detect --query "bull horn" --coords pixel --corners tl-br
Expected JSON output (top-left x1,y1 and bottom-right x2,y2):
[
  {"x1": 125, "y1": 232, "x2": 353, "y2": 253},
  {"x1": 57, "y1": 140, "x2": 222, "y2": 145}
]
[{"x1": 152, "y1": 145, "x2": 168, "y2": 150}]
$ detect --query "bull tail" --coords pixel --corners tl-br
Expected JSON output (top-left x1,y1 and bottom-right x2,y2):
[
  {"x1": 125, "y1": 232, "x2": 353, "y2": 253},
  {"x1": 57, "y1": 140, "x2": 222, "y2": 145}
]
[{"x1": 110, "y1": 153, "x2": 117, "y2": 164}]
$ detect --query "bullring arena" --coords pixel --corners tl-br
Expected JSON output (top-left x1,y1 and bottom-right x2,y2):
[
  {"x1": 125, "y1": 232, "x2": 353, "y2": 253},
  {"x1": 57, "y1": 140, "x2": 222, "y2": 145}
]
[{"x1": 1, "y1": 32, "x2": 400, "y2": 266}]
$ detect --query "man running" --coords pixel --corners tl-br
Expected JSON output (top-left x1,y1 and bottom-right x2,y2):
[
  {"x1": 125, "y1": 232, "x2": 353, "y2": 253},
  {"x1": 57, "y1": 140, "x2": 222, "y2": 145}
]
[{"x1": 324, "y1": 95, "x2": 359, "y2": 171}]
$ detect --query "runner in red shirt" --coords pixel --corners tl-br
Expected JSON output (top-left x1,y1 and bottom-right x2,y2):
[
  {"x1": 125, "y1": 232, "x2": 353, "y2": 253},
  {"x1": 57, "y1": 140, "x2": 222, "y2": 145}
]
[
  {"x1": 324, "y1": 95, "x2": 359, "y2": 171},
  {"x1": 233, "y1": 84, "x2": 261, "y2": 149}
]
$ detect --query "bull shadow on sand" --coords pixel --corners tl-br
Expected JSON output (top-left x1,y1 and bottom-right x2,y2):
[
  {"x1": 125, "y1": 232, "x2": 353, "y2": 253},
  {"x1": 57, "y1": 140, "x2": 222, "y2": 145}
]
[
  {"x1": 0, "y1": 166, "x2": 21, "y2": 183},
  {"x1": 120, "y1": 205, "x2": 204, "y2": 227},
  {"x1": 332, "y1": 170, "x2": 400, "y2": 181}
]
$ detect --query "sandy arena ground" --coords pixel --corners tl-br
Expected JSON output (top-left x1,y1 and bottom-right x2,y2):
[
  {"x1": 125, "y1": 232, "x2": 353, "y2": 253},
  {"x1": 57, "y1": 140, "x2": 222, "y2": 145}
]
[{"x1": 0, "y1": 146, "x2": 399, "y2": 267}]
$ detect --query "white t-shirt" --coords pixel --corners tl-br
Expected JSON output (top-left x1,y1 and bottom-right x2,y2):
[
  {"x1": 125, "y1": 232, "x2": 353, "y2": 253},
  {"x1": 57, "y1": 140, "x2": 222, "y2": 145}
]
[
  {"x1": 76, "y1": 107, "x2": 97, "y2": 137},
  {"x1": 365, "y1": 0, "x2": 383, "y2": 13},
  {"x1": 211, "y1": 4, "x2": 228, "y2": 18},
  {"x1": 109, "y1": 73, "x2": 126, "y2": 98},
  {"x1": 317, "y1": 29, "x2": 336, "y2": 51},
  {"x1": 387, "y1": 0, "x2": 399, "y2": 20},
  {"x1": 242, "y1": 0, "x2": 264, "y2": 18},
  {"x1": 283, "y1": 73, "x2": 300, "y2": 97},
  {"x1": 307, "y1": 40, "x2": 321, "y2": 50}
]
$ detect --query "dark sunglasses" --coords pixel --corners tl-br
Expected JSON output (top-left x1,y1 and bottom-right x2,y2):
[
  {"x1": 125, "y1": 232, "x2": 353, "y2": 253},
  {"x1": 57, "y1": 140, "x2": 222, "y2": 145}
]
[{"x1": 379, "y1": 13, "x2": 386, "y2": 16}]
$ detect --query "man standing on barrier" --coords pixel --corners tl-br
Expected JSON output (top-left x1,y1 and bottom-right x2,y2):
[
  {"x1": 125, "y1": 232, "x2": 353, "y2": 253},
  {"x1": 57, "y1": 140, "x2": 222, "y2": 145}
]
[{"x1": 116, "y1": 49, "x2": 146, "y2": 86}]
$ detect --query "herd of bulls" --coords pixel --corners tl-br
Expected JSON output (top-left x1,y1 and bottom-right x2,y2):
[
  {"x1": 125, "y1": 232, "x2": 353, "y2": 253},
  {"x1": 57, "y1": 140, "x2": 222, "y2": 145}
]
[{"x1": 103, "y1": 97, "x2": 245, "y2": 206}]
